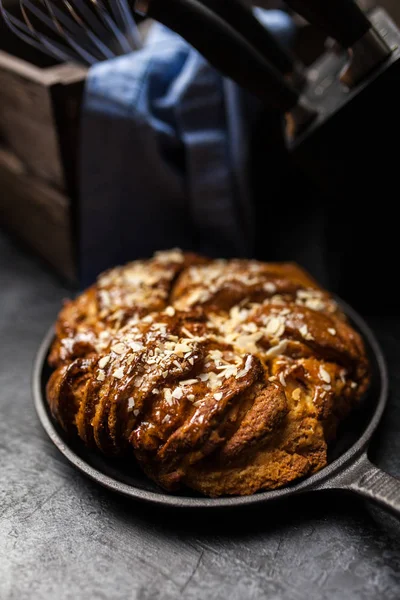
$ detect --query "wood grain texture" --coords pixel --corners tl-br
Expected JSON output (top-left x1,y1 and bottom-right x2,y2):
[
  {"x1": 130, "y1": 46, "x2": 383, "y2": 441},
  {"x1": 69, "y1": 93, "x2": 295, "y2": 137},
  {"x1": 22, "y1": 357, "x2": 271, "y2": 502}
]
[
  {"x1": 0, "y1": 70, "x2": 63, "y2": 187},
  {"x1": 0, "y1": 48, "x2": 85, "y2": 281},
  {"x1": 0, "y1": 231, "x2": 399, "y2": 599},
  {"x1": 0, "y1": 52, "x2": 85, "y2": 189},
  {"x1": 0, "y1": 148, "x2": 76, "y2": 281}
]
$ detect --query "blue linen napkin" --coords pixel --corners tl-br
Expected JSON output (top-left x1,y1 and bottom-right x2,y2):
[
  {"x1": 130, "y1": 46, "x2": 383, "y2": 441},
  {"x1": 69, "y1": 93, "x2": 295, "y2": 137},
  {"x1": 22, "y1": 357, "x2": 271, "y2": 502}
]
[{"x1": 79, "y1": 9, "x2": 296, "y2": 285}]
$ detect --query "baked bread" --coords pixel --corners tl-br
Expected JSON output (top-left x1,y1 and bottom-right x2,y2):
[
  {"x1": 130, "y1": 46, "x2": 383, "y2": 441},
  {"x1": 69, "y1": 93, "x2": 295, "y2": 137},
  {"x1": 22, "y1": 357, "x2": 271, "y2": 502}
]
[{"x1": 47, "y1": 249, "x2": 370, "y2": 496}]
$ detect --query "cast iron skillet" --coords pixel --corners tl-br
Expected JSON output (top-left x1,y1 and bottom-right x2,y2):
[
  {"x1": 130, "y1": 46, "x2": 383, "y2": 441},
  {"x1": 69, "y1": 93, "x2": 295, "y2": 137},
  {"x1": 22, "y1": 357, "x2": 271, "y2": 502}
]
[{"x1": 33, "y1": 300, "x2": 400, "y2": 514}]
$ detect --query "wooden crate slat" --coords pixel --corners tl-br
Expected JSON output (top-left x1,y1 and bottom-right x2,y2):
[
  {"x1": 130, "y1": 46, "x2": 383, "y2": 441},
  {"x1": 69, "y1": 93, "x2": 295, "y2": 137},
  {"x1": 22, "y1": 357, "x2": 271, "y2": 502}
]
[
  {"x1": 0, "y1": 47, "x2": 86, "y2": 281},
  {"x1": 0, "y1": 52, "x2": 86, "y2": 189},
  {"x1": 0, "y1": 147, "x2": 77, "y2": 282}
]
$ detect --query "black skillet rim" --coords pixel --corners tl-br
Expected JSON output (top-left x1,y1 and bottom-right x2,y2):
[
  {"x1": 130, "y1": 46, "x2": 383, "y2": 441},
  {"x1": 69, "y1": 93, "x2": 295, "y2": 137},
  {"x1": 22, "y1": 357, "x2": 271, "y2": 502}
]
[{"x1": 33, "y1": 299, "x2": 388, "y2": 508}]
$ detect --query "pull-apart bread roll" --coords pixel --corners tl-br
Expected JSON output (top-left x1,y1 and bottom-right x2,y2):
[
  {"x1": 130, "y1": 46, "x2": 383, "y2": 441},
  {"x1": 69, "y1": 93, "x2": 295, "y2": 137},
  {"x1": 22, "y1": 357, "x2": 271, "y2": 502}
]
[{"x1": 47, "y1": 250, "x2": 369, "y2": 496}]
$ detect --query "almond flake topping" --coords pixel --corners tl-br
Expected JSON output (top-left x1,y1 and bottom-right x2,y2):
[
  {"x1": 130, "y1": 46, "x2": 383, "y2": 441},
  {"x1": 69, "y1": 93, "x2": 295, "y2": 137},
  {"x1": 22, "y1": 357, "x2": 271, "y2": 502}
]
[
  {"x1": 165, "y1": 306, "x2": 175, "y2": 317},
  {"x1": 172, "y1": 387, "x2": 183, "y2": 399},
  {"x1": 130, "y1": 341, "x2": 144, "y2": 352},
  {"x1": 328, "y1": 328, "x2": 336, "y2": 336},
  {"x1": 299, "y1": 324, "x2": 308, "y2": 337},
  {"x1": 270, "y1": 295, "x2": 284, "y2": 305},
  {"x1": 279, "y1": 372, "x2": 286, "y2": 387},
  {"x1": 174, "y1": 342, "x2": 193, "y2": 356},
  {"x1": 111, "y1": 343, "x2": 126, "y2": 355},
  {"x1": 97, "y1": 370, "x2": 106, "y2": 382},
  {"x1": 113, "y1": 367, "x2": 124, "y2": 379},
  {"x1": 155, "y1": 248, "x2": 184, "y2": 263},
  {"x1": 198, "y1": 373, "x2": 210, "y2": 382},
  {"x1": 296, "y1": 289, "x2": 327, "y2": 312},
  {"x1": 299, "y1": 324, "x2": 314, "y2": 341},
  {"x1": 164, "y1": 389, "x2": 172, "y2": 404},
  {"x1": 208, "y1": 373, "x2": 220, "y2": 390},
  {"x1": 98, "y1": 356, "x2": 110, "y2": 369},
  {"x1": 234, "y1": 332, "x2": 263, "y2": 353},
  {"x1": 265, "y1": 317, "x2": 285, "y2": 338},
  {"x1": 319, "y1": 366, "x2": 331, "y2": 383},
  {"x1": 236, "y1": 355, "x2": 253, "y2": 379},
  {"x1": 242, "y1": 322, "x2": 258, "y2": 334},
  {"x1": 218, "y1": 364, "x2": 238, "y2": 379},
  {"x1": 263, "y1": 282, "x2": 277, "y2": 293},
  {"x1": 213, "y1": 392, "x2": 223, "y2": 401},
  {"x1": 185, "y1": 288, "x2": 209, "y2": 306},
  {"x1": 209, "y1": 349, "x2": 223, "y2": 361},
  {"x1": 181, "y1": 326, "x2": 193, "y2": 338},
  {"x1": 264, "y1": 339, "x2": 288, "y2": 359}
]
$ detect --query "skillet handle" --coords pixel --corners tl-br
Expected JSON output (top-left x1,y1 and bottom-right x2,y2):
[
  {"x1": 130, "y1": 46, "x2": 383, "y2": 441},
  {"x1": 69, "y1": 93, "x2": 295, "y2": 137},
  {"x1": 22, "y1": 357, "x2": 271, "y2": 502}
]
[{"x1": 325, "y1": 453, "x2": 400, "y2": 518}]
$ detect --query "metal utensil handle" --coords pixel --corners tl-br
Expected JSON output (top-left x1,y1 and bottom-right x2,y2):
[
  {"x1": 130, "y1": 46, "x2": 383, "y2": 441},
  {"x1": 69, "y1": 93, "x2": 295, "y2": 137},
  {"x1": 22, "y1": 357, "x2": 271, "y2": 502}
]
[
  {"x1": 136, "y1": 0, "x2": 298, "y2": 110},
  {"x1": 284, "y1": 0, "x2": 371, "y2": 49},
  {"x1": 327, "y1": 453, "x2": 400, "y2": 517}
]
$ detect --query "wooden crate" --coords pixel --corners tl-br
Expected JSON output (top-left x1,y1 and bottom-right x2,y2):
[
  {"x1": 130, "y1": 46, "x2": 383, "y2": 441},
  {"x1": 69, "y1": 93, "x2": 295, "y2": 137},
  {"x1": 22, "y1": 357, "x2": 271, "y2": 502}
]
[{"x1": 0, "y1": 22, "x2": 86, "y2": 282}]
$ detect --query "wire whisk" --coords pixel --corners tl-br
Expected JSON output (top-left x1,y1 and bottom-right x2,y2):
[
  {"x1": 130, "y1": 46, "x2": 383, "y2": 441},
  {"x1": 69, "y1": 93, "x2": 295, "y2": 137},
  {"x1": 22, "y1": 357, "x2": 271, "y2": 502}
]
[{"x1": 0, "y1": 0, "x2": 142, "y2": 66}]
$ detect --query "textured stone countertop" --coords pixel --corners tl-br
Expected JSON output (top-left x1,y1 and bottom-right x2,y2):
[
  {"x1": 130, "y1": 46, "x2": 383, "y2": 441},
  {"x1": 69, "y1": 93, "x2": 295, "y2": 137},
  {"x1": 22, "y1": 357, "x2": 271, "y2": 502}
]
[{"x1": 1, "y1": 231, "x2": 399, "y2": 600}]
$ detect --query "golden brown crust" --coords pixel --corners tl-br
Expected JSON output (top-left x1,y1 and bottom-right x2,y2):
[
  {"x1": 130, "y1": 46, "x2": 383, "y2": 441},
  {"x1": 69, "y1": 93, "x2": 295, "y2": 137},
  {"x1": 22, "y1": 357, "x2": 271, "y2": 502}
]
[{"x1": 46, "y1": 249, "x2": 370, "y2": 497}]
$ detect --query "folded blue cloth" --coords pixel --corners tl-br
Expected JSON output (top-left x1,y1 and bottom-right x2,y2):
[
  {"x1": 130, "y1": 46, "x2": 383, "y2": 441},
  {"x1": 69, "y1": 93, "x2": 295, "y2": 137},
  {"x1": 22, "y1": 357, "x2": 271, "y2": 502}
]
[{"x1": 79, "y1": 10, "x2": 296, "y2": 284}]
